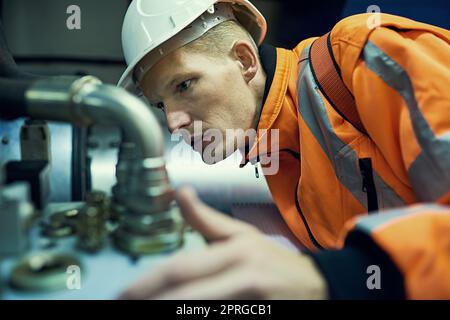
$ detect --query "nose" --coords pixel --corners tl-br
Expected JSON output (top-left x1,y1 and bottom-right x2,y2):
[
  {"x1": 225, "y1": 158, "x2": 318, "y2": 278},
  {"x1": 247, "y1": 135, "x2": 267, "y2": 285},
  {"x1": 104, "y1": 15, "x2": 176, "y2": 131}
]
[{"x1": 166, "y1": 110, "x2": 192, "y2": 133}]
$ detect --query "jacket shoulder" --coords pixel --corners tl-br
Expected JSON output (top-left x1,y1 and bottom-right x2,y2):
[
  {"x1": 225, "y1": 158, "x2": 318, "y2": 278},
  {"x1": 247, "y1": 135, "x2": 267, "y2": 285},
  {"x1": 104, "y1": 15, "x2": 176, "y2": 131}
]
[
  {"x1": 292, "y1": 37, "x2": 316, "y2": 59},
  {"x1": 328, "y1": 13, "x2": 449, "y2": 92},
  {"x1": 330, "y1": 13, "x2": 450, "y2": 61},
  {"x1": 331, "y1": 13, "x2": 449, "y2": 46}
]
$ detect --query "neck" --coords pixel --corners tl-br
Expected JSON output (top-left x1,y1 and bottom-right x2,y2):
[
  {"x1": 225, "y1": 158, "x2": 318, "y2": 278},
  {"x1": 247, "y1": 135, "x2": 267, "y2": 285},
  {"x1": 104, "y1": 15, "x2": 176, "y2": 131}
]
[
  {"x1": 251, "y1": 67, "x2": 267, "y2": 131},
  {"x1": 238, "y1": 68, "x2": 266, "y2": 158}
]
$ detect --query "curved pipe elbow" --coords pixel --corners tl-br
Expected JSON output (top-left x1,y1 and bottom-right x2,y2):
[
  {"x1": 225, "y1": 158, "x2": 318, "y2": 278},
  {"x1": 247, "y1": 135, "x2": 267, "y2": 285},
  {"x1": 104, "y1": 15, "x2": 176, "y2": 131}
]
[
  {"x1": 25, "y1": 76, "x2": 164, "y2": 159},
  {"x1": 76, "y1": 82, "x2": 165, "y2": 159}
]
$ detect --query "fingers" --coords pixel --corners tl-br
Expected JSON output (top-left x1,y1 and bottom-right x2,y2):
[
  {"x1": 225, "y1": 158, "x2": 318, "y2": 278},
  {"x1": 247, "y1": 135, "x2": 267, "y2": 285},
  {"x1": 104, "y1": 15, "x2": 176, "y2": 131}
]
[
  {"x1": 175, "y1": 187, "x2": 258, "y2": 242},
  {"x1": 119, "y1": 240, "x2": 243, "y2": 300},
  {"x1": 119, "y1": 187, "x2": 262, "y2": 300},
  {"x1": 153, "y1": 267, "x2": 259, "y2": 300}
]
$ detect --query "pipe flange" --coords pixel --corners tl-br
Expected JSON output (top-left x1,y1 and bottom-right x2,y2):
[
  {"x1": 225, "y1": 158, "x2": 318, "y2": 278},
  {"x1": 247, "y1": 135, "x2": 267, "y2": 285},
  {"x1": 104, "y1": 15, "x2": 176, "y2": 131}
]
[
  {"x1": 118, "y1": 206, "x2": 181, "y2": 234},
  {"x1": 113, "y1": 207, "x2": 184, "y2": 255},
  {"x1": 113, "y1": 227, "x2": 184, "y2": 256}
]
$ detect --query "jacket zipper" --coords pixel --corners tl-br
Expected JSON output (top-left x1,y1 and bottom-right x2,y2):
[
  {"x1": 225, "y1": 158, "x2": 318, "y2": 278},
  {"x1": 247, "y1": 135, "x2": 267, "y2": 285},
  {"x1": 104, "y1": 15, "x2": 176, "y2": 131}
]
[
  {"x1": 254, "y1": 164, "x2": 259, "y2": 178},
  {"x1": 253, "y1": 149, "x2": 323, "y2": 249},
  {"x1": 294, "y1": 183, "x2": 324, "y2": 250},
  {"x1": 252, "y1": 149, "x2": 301, "y2": 178},
  {"x1": 359, "y1": 158, "x2": 379, "y2": 213},
  {"x1": 281, "y1": 149, "x2": 324, "y2": 249}
]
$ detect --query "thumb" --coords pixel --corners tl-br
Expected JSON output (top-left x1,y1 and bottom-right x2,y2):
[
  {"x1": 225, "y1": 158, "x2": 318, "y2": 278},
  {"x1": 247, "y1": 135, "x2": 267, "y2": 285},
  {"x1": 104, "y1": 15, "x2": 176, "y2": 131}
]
[{"x1": 175, "y1": 187, "x2": 258, "y2": 242}]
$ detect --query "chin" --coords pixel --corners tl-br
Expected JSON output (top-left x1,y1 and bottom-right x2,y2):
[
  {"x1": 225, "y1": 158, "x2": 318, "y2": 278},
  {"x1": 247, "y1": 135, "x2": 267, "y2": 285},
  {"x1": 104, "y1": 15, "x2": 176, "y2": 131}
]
[
  {"x1": 199, "y1": 148, "x2": 227, "y2": 165},
  {"x1": 198, "y1": 143, "x2": 232, "y2": 165},
  {"x1": 201, "y1": 156, "x2": 225, "y2": 165}
]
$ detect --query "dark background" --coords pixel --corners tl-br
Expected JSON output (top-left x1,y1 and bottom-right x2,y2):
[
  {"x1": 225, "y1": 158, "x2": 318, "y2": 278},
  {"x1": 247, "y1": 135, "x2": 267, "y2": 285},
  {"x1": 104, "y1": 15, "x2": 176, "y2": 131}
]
[
  {"x1": 1, "y1": 0, "x2": 449, "y2": 84},
  {"x1": 269, "y1": 0, "x2": 449, "y2": 48},
  {"x1": 0, "y1": 0, "x2": 448, "y2": 203}
]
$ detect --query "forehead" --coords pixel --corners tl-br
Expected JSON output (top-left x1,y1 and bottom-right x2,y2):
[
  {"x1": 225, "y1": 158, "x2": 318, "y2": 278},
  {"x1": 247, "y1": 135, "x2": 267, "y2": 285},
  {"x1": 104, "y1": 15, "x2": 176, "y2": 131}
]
[{"x1": 138, "y1": 48, "x2": 203, "y2": 97}]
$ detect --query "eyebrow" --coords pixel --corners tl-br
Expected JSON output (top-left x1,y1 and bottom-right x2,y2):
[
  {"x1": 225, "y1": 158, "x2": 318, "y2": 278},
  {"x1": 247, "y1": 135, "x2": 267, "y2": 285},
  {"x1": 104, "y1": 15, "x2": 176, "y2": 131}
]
[
  {"x1": 164, "y1": 72, "x2": 192, "y2": 91},
  {"x1": 145, "y1": 71, "x2": 193, "y2": 104}
]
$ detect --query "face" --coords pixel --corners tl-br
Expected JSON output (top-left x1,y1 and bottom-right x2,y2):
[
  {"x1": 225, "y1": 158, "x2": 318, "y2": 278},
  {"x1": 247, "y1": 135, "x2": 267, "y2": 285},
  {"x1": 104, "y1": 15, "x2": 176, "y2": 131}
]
[{"x1": 139, "y1": 43, "x2": 261, "y2": 164}]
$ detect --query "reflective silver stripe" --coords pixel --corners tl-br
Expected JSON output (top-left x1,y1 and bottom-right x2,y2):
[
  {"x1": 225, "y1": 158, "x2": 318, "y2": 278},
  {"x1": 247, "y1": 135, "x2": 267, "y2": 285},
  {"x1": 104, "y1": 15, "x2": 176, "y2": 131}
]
[
  {"x1": 355, "y1": 204, "x2": 448, "y2": 234},
  {"x1": 296, "y1": 45, "x2": 311, "y2": 91},
  {"x1": 297, "y1": 47, "x2": 344, "y2": 164},
  {"x1": 298, "y1": 46, "x2": 367, "y2": 208},
  {"x1": 299, "y1": 45, "x2": 309, "y2": 61},
  {"x1": 408, "y1": 132, "x2": 450, "y2": 201},
  {"x1": 373, "y1": 172, "x2": 405, "y2": 208},
  {"x1": 297, "y1": 46, "x2": 405, "y2": 210},
  {"x1": 364, "y1": 41, "x2": 450, "y2": 202}
]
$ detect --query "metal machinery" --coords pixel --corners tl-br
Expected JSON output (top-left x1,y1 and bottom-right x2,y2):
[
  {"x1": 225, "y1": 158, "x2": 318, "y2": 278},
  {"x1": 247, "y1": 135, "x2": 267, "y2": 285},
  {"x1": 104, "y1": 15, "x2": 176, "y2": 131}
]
[
  {"x1": 0, "y1": 14, "x2": 197, "y2": 297},
  {"x1": 0, "y1": 15, "x2": 282, "y2": 298}
]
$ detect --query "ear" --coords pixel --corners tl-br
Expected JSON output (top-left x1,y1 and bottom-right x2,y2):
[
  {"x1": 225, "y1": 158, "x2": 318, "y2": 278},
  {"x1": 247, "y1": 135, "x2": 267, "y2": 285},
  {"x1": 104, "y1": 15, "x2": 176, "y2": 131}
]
[{"x1": 230, "y1": 40, "x2": 259, "y2": 84}]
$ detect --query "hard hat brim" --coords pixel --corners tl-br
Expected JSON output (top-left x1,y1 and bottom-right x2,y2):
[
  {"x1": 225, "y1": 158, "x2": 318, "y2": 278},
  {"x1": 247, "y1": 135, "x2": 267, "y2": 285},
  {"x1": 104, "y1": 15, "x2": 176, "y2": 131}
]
[{"x1": 117, "y1": 0, "x2": 267, "y2": 96}]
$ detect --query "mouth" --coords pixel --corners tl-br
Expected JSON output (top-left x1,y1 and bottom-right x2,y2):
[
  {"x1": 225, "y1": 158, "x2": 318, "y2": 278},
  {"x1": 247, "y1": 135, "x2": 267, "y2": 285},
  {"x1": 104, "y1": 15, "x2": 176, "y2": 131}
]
[
  {"x1": 190, "y1": 131, "x2": 218, "y2": 152},
  {"x1": 189, "y1": 134, "x2": 203, "y2": 147}
]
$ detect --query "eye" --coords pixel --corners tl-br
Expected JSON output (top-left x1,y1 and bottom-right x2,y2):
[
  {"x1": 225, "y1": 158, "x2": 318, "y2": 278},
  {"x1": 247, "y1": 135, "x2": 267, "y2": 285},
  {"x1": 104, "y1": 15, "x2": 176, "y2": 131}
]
[
  {"x1": 156, "y1": 102, "x2": 165, "y2": 111},
  {"x1": 176, "y1": 79, "x2": 192, "y2": 93}
]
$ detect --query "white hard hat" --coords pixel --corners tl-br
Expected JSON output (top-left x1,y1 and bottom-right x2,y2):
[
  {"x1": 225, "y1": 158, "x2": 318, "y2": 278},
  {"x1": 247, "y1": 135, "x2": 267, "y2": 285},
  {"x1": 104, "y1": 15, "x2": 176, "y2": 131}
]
[{"x1": 117, "y1": 0, "x2": 267, "y2": 95}]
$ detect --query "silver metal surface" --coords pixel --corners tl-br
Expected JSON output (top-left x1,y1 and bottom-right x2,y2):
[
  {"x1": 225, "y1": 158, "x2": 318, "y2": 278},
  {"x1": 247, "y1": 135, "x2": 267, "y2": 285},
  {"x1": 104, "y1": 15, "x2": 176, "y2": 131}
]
[
  {"x1": 26, "y1": 76, "x2": 102, "y2": 126},
  {"x1": 0, "y1": 202, "x2": 206, "y2": 299},
  {"x1": 0, "y1": 119, "x2": 22, "y2": 166},
  {"x1": 87, "y1": 130, "x2": 275, "y2": 214},
  {"x1": 25, "y1": 76, "x2": 183, "y2": 255},
  {"x1": 87, "y1": 125, "x2": 120, "y2": 195},
  {"x1": 0, "y1": 181, "x2": 34, "y2": 256},
  {"x1": 0, "y1": 118, "x2": 73, "y2": 202},
  {"x1": 46, "y1": 123, "x2": 73, "y2": 202},
  {"x1": 76, "y1": 82, "x2": 164, "y2": 158}
]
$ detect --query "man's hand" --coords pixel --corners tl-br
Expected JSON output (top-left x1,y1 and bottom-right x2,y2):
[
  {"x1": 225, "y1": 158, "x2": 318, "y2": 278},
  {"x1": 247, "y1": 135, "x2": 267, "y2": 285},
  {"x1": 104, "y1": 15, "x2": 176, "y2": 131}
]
[{"x1": 119, "y1": 187, "x2": 329, "y2": 300}]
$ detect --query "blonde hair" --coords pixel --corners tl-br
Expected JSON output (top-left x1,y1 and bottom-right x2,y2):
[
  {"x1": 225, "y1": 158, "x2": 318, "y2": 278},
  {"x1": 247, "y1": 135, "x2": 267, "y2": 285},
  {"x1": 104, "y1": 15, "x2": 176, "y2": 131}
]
[{"x1": 182, "y1": 20, "x2": 258, "y2": 59}]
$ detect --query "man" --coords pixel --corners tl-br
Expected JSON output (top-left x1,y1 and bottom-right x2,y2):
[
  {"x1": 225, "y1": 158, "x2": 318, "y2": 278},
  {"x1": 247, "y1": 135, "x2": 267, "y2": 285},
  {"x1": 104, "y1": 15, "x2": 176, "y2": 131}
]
[{"x1": 118, "y1": 0, "x2": 450, "y2": 299}]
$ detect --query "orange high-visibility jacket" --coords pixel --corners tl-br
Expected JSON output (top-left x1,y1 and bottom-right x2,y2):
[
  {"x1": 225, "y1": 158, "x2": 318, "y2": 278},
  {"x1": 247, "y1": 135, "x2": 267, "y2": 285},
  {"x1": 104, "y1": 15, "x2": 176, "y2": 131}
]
[{"x1": 246, "y1": 13, "x2": 450, "y2": 298}]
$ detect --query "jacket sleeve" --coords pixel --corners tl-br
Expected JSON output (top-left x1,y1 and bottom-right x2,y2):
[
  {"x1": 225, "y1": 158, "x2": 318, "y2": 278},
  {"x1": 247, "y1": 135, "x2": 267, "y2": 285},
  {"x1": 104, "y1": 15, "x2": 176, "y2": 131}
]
[
  {"x1": 310, "y1": 204, "x2": 450, "y2": 299},
  {"x1": 312, "y1": 21, "x2": 450, "y2": 299}
]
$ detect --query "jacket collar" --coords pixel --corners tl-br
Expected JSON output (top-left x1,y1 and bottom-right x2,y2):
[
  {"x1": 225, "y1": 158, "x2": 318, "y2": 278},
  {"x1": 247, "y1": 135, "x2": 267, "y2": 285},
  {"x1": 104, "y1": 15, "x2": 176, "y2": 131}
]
[{"x1": 240, "y1": 45, "x2": 293, "y2": 167}]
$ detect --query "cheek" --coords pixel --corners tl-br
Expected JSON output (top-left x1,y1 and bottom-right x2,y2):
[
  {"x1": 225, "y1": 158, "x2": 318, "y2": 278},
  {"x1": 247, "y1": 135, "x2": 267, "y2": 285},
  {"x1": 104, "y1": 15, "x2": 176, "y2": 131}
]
[
  {"x1": 212, "y1": 70, "x2": 249, "y2": 112},
  {"x1": 188, "y1": 65, "x2": 251, "y2": 129},
  {"x1": 218, "y1": 74, "x2": 254, "y2": 127},
  {"x1": 188, "y1": 79, "x2": 232, "y2": 123}
]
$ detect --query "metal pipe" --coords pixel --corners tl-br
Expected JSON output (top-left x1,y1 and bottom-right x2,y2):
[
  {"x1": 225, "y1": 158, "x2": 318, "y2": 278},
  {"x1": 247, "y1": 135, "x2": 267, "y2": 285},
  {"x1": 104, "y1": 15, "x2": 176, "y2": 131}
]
[
  {"x1": 25, "y1": 76, "x2": 164, "y2": 159},
  {"x1": 0, "y1": 75, "x2": 182, "y2": 255}
]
